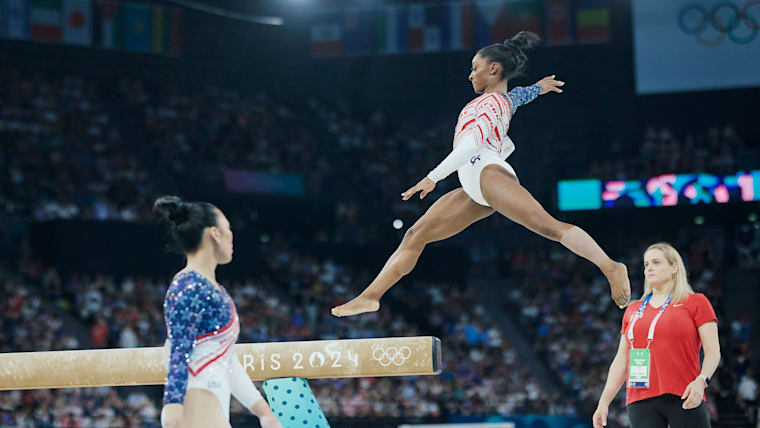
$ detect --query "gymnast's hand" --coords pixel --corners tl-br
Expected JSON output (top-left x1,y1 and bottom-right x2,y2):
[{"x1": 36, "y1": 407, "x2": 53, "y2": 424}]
[
  {"x1": 536, "y1": 75, "x2": 564, "y2": 94},
  {"x1": 402, "y1": 177, "x2": 436, "y2": 200},
  {"x1": 251, "y1": 399, "x2": 283, "y2": 428},
  {"x1": 259, "y1": 414, "x2": 283, "y2": 428},
  {"x1": 160, "y1": 404, "x2": 183, "y2": 428}
]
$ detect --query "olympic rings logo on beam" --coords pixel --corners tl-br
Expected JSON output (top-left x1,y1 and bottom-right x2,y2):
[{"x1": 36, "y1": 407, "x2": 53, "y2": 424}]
[
  {"x1": 372, "y1": 346, "x2": 412, "y2": 367},
  {"x1": 677, "y1": 1, "x2": 760, "y2": 45}
]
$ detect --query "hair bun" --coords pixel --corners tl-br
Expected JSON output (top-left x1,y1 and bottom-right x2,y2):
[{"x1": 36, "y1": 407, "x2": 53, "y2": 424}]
[
  {"x1": 504, "y1": 31, "x2": 541, "y2": 51},
  {"x1": 154, "y1": 195, "x2": 189, "y2": 225}
]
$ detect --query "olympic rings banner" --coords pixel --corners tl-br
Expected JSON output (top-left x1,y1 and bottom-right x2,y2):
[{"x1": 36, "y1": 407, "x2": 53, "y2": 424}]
[
  {"x1": 633, "y1": 0, "x2": 760, "y2": 94},
  {"x1": 557, "y1": 170, "x2": 760, "y2": 211}
]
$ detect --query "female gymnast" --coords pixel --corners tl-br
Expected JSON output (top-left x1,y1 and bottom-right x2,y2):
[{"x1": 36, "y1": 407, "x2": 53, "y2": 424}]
[
  {"x1": 333, "y1": 31, "x2": 631, "y2": 317},
  {"x1": 155, "y1": 196, "x2": 281, "y2": 428}
]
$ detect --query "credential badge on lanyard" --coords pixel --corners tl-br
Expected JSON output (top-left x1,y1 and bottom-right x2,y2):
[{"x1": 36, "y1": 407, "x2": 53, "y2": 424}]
[{"x1": 626, "y1": 293, "x2": 671, "y2": 388}]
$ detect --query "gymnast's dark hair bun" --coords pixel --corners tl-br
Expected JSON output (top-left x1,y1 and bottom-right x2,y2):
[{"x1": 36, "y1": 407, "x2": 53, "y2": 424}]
[
  {"x1": 154, "y1": 195, "x2": 188, "y2": 225},
  {"x1": 154, "y1": 195, "x2": 218, "y2": 254},
  {"x1": 505, "y1": 31, "x2": 541, "y2": 51},
  {"x1": 478, "y1": 31, "x2": 541, "y2": 80}
]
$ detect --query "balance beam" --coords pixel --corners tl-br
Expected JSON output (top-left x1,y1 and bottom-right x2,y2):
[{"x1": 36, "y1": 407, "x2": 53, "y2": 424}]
[{"x1": 0, "y1": 336, "x2": 441, "y2": 390}]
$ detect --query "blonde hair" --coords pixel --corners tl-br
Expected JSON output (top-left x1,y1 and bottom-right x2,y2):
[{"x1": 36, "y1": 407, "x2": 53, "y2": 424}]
[{"x1": 642, "y1": 242, "x2": 694, "y2": 303}]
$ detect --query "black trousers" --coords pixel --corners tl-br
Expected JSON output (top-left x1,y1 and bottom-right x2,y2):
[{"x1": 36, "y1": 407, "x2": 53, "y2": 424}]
[{"x1": 627, "y1": 394, "x2": 711, "y2": 428}]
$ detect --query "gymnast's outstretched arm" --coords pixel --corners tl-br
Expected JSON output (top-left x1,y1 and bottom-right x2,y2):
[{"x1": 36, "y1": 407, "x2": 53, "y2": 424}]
[
  {"x1": 507, "y1": 83, "x2": 541, "y2": 110},
  {"x1": 507, "y1": 76, "x2": 563, "y2": 116}
]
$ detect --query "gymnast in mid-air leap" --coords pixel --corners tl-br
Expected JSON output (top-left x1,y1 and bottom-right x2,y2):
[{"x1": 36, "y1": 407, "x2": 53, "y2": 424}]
[{"x1": 333, "y1": 31, "x2": 631, "y2": 318}]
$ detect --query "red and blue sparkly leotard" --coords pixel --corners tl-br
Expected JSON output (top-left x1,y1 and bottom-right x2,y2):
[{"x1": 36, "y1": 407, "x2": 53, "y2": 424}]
[{"x1": 163, "y1": 270, "x2": 240, "y2": 406}]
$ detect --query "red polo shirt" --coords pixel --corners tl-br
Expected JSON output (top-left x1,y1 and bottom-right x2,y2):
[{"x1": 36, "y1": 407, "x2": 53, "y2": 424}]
[{"x1": 620, "y1": 292, "x2": 717, "y2": 405}]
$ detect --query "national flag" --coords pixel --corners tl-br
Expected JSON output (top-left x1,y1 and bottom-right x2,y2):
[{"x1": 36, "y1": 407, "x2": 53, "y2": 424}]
[
  {"x1": 62, "y1": 0, "x2": 90, "y2": 45},
  {"x1": 423, "y1": 4, "x2": 444, "y2": 52},
  {"x1": 94, "y1": 0, "x2": 120, "y2": 49},
  {"x1": 446, "y1": 1, "x2": 473, "y2": 51},
  {"x1": 544, "y1": 0, "x2": 572, "y2": 45},
  {"x1": 30, "y1": 0, "x2": 61, "y2": 42},
  {"x1": 122, "y1": 2, "x2": 150, "y2": 52},
  {"x1": 311, "y1": 12, "x2": 342, "y2": 57},
  {"x1": 407, "y1": 4, "x2": 424, "y2": 52},
  {"x1": 402, "y1": 4, "x2": 447, "y2": 53},
  {"x1": 576, "y1": 0, "x2": 610, "y2": 44},
  {"x1": 1, "y1": 0, "x2": 30, "y2": 40},
  {"x1": 503, "y1": 0, "x2": 542, "y2": 40},
  {"x1": 344, "y1": 9, "x2": 372, "y2": 56},
  {"x1": 474, "y1": 0, "x2": 506, "y2": 47},
  {"x1": 150, "y1": 5, "x2": 181, "y2": 55},
  {"x1": 373, "y1": 6, "x2": 406, "y2": 55},
  {"x1": 151, "y1": 4, "x2": 164, "y2": 53},
  {"x1": 167, "y1": 7, "x2": 180, "y2": 55}
]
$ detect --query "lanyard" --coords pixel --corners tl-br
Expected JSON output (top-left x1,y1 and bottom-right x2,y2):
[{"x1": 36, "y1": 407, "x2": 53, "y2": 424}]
[{"x1": 626, "y1": 293, "x2": 671, "y2": 348}]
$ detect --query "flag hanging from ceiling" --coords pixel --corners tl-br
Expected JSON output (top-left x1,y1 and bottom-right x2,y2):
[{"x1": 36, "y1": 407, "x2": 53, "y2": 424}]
[
  {"x1": 544, "y1": 0, "x2": 572, "y2": 45},
  {"x1": 576, "y1": 0, "x2": 610, "y2": 44},
  {"x1": 310, "y1": 0, "x2": 612, "y2": 58},
  {"x1": 30, "y1": 0, "x2": 61, "y2": 42},
  {"x1": 311, "y1": 11, "x2": 342, "y2": 57},
  {"x1": 62, "y1": 0, "x2": 91, "y2": 45}
]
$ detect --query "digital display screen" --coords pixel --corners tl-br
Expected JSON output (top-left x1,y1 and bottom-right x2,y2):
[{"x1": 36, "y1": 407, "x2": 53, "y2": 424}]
[
  {"x1": 558, "y1": 170, "x2": 760, "y2": 211},
  {"x1": 223, "y1": 169, "x2": 305, "y2": 196}
]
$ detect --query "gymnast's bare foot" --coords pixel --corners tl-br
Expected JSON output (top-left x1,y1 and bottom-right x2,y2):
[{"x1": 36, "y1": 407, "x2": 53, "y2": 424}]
[
  {"x1": 331, "y1": 296, "x2": 380, "y2": 317},
  {"x1": 603, "y1": 261, "x2": 631, "y2": 309}
]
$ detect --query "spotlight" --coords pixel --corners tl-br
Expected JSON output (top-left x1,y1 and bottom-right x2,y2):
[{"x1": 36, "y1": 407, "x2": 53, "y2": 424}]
[{"x1": 392, "y1": 219, "x2": 404, "y2": 230}]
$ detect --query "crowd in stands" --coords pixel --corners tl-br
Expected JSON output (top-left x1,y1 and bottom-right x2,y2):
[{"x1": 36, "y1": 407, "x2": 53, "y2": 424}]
[
  {"x1": 737, "y1": 222, "x2": 760, "y2": 270},
  {"x1": 121, "y1": 81, "x2": 453, "y2": 241},
  {"x1": 0, "y1": 266, "x2": 77, "y2": 354},
  {"x1": 727, "y1": 305, "x2": 757, "y2": 426},
  {"x1": 0, "y1": 388, "x2": 160, "y2": 428},
  {"x1": 0, "y1": 264, "x2": 161, "y2": 427},
  {"x1": 0, "y1": 66, "x2": 457, "y2": 240},
  {"x1": 588, "y1": 125, "x2": 757, "y2": 180},
  {"x1": 0, "y1": 69, "x2": 154, "y2": 222}
]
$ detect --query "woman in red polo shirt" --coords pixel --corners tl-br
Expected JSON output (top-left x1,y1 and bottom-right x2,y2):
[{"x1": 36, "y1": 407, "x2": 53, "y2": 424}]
[{"x1": 593, "y1": 242, "x2": 721, "y2": 428}]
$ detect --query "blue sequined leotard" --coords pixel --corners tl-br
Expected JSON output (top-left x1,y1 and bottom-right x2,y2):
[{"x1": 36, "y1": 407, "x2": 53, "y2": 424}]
[{"x1": 163, "y1": 270, "x2": 240, "y2": 407}]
